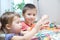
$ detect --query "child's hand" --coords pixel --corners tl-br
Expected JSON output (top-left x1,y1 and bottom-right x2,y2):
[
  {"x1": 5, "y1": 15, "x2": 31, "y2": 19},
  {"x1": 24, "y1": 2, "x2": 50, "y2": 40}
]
[
  {"x1": 37, "y1": 15, "x2": 49, "y2": 25},
  {"x1": 42, "y1": 20, "x2": 50, "y2": 26},
  {"x1": 41, "y1": 15, "x2": 49, "y2": 21},
  {"x1": 36, "y1": 15, "x2": 49, "y2": 29},
  {"x1": 40, "y1": 15, "x2": 49, "y2": 29}
]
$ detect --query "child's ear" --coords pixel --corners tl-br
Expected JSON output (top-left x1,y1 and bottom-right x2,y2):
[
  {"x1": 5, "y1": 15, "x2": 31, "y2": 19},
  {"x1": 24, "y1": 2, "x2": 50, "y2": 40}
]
[{"x1": 6, "y1": 24, "x2": 11, "y2": 30}]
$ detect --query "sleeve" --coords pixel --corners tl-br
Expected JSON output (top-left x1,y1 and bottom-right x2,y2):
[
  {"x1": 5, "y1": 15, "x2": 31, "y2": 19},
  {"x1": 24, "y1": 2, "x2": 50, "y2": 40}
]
[{"x1": 5, "y1": 34, "x2": 14, "y2": 40}]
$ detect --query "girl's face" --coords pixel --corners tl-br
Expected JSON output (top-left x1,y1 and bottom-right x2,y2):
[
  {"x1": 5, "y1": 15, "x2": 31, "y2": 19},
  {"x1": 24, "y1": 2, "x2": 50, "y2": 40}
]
[
  {"x1": 11, "y1": 16, "x2": 22, "y2": 33},
  {"x1": 23, "y1": 9, "x2": 37, "y2": 24}
]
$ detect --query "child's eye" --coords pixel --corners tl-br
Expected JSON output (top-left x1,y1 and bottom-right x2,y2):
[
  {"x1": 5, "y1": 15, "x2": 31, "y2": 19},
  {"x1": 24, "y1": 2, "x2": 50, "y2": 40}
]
[
  {"x1": 28, "y1": 13, "x2": 31, "y2": 15},
  {"x1": 33, "y1": 14, "x2": 36, "y2": 16},
  {"x1": 16, "y1": 22, "x2": 19, "y2": 24},
  {"x1": 16, "y1": 21, "x2": 21, "y2": 24}
]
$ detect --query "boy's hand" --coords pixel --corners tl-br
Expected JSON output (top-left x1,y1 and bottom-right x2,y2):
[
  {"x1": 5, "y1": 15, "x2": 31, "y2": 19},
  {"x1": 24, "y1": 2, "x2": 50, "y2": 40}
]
[
  {"x1": 35, "y1": 15, "x2": 49, "y2": 29},
  {"x1": 37, "y1": 15, "x2": 49, "y2": 25},
  {"x1": 39, "y1": 15, "x2": 49, "y2": 29},
  {"x1": 41, "y1": 15, "x2": 49, "y2": 21}
]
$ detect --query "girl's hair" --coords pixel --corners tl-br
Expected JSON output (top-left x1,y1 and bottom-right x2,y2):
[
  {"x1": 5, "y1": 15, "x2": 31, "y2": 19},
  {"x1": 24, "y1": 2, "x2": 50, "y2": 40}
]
[
  {"x1": 0, "y1": 17, "x2": 1, "y2": 23},
  {"x1": 1, "y1": 12, "x2": 20, "y2": 33},
  {"x1": 0, "y1": 17, "x2": 1, "y2": 22},
  {"x1": 22, "y1": 4, "x2": 36, "y2": 14},
  {"x1": 0, "y1": 17, "x2": 2, "y2": 29}
]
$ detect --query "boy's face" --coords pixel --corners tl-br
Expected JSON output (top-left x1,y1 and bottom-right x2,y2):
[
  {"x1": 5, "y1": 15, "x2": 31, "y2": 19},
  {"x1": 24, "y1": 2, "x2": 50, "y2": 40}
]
[
  {"x1": 23, "y1": 9, "x2": 37, "y2": 24},
  {"x1": 11, "y1": 16, "x2": 22, "y2": 33}
]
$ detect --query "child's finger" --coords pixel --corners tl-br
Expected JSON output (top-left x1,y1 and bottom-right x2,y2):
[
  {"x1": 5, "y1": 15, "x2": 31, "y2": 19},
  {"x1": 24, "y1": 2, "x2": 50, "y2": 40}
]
[
  {"x1": 42, "y1": 24, "x2": 49, "y2": 27},
  {"x1": 37, "y1": 15, "x2": 49, "y2": 24},
  {"x1": 35, "y1": 15, "x2": 49, "y2": 28},
  {"x1": 43, "y1": 20, "x2": 50, "y2": 25},
  {"x1": 41, "y1": 15, "x2": 49, "y2": 21}
]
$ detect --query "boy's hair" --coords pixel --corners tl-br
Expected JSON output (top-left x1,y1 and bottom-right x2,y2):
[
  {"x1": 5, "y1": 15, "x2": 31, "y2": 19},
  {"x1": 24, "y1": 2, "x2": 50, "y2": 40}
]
[
  {"x1": 1, "y1": 12, "x2": 20, "y2": 33},
  {"x1": 22, "y1": 4, "x2": 36, "y2": 14}
]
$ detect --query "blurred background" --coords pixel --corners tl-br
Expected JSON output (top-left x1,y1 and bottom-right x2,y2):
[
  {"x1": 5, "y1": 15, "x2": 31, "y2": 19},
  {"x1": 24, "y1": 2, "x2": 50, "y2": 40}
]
[{"x1": 0, "y1": 0, "x2": 60, "y2": 24}]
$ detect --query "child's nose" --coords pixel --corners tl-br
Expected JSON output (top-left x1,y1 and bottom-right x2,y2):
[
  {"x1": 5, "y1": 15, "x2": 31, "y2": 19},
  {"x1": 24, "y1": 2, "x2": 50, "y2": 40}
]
[
  {"x1": 19, "y1": 23, "x2": 22, "y2": 26},
  {"x1": 19, "y1": 23, "x2": 22, "y2": 28},
  {"x1": 30, "y1": 15, "x2": 34, "y2": 18}
]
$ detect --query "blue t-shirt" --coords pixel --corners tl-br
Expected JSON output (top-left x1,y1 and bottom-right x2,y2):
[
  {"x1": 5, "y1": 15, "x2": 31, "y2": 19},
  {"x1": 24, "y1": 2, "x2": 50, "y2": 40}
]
[
  {"x1": 5, "y1": 33, "x2": 41, "y2": 40},
  {"x1": 5, "y1": 33, "x2": 23, "y2": 40}
]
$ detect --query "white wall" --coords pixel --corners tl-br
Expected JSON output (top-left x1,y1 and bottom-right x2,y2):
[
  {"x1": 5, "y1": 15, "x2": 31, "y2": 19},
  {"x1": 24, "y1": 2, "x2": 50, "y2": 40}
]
[
  {"x1": 58, "y1": 0, "x2": 60, "y2": 24},
  {"x1": 0, "y1": 0, "x2": 13, "y2": 16},
  {"x1": 33, "y1": 0, "x2": 60, "y2": 24},
  {"x1": 33, "y1": 0, "x2": 42, "y2": 21},
  {"x1": 0, "y1": 0, "x2": 33, "y2": 16}
]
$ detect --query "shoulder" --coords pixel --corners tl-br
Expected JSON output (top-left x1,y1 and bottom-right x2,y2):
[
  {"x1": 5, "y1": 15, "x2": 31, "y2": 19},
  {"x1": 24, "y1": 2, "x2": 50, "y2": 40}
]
[
  {"x1": 21, "y1": 22, "x2": 29, "y2": 31},
  {"x1": 5, "y1": 34, "x2": 14, "y2": 40}
]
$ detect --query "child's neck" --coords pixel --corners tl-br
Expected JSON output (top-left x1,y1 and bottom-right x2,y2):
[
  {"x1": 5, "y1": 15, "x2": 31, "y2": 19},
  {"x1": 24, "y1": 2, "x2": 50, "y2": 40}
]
[
  {"x1": 25, "y1": 21, "x2": 32, "y2": 27},
  {"x1": 11, "y1": 32, "x2": 20, "y2": 36},
  {"x1": 15, "y1": 33, "x2": 19, "y2": 36}
]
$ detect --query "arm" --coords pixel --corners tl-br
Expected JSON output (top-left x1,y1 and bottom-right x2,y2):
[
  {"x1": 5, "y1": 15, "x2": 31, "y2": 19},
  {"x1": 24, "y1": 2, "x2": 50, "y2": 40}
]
[
  {"x1": 11, "y1": 15, "x2": 49, "y2": 40},
  {"x1": 11, "y1": 21, "x2": 42, "y2": 40}
]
